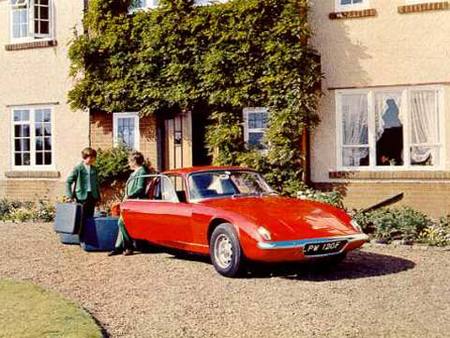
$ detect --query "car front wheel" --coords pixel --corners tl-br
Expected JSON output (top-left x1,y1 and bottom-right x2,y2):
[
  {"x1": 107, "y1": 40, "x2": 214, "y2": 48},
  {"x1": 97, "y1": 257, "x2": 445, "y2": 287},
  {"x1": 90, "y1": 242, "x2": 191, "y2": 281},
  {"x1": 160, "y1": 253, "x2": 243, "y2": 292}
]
[{"x1": 209, "y1": 223, "x2": 244, "y2": 277}]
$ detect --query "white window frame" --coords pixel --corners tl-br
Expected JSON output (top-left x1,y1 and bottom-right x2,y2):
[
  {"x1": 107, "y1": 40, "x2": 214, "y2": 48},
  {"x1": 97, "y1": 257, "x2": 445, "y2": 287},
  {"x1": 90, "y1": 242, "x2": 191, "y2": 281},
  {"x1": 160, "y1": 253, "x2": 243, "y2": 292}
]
[
  {"x1": 335, "y1": 0, "x2": 370, "y2": 12},
  {"x1": 9, "y1": 0, "x2": 54, "y2": 43},
  {"x1": 10, "y1": 105, "x2": 55, "y2": 171},
  {"x1": 113, "y1": 112, "x2": 140, "y2": 150},
  {"x1": 335, "y1": 86, "x2": 445, "y2": 171},
  {"x1": 243, "y1": 107, "x2": 269, "y2": 150}
]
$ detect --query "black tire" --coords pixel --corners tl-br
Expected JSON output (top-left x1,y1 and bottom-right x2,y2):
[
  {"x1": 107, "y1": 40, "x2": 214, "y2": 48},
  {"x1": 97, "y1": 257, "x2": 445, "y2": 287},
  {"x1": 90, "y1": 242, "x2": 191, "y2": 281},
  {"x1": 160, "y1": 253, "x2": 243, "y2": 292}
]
[{"x1": 209, "y1": 223, "x2": 244, "y2": 277}]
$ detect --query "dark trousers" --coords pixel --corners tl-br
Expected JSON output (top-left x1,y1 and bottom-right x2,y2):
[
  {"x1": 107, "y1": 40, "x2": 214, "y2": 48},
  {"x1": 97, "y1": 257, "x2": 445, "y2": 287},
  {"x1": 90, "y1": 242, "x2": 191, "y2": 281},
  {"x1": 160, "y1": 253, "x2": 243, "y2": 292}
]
[{"x1": 77, "y1": 193, "x2": 97, "y2": 234}]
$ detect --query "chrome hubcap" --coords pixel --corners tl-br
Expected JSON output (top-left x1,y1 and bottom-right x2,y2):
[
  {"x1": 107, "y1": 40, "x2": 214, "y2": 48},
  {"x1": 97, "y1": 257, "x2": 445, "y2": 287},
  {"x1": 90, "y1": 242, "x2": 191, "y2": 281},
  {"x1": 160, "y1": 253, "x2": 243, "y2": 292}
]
[{"x1": 214, "y1": 234, "x2": 233, "y2": 269}]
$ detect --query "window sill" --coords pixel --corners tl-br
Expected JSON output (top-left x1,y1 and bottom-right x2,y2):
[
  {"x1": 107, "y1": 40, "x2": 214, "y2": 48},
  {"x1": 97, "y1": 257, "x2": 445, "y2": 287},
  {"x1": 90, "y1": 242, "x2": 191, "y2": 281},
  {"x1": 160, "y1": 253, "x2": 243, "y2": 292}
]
[
  {"x1": 329, "y1": 170, "x2": 450, "y2": 180},
  {"x1": 329, "y1": 8, "x2": 377, "y2": 20},
  {"x1": 5, "y1": 171, "x2": 60, "y2": 179},
  {"x1": 5, "y1": 39, "x2": 57, "y2": 51},
  {"x1": 398, "y1": 1, "x2": 448, "y2": 13}
]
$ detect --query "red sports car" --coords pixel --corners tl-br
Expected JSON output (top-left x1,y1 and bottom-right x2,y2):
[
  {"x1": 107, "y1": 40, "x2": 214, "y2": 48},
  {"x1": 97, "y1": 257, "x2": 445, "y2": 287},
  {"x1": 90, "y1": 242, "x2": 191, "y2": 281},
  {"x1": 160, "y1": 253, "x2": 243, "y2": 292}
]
[{"x1": 121, "y1": 166, "x2": 368, "y2": 277}]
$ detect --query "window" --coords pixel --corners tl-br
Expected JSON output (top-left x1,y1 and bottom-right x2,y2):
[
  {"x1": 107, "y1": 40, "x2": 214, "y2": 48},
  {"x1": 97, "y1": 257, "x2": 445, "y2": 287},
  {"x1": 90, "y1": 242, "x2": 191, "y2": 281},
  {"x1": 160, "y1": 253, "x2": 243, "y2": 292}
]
[
  {"x1": 336, "y1": 87, "x2": 444, "y2": 170},
  {"x1": 150, "y1": 176, "x2": 179, "y2": 202},
  {"x1": 113, "y1": 112, "x2": 140, "y2": 150},
  {"x1": 12, "y1": 107, "x2": 53, "y2": 169},
  {"x1": 10, "y1": 0, "x2": 53, "y2": 42},
  {"x1": 243, "y1": 107, "x2": 269, "y2": 149},
  {"x1": 129, "y1": 0, "x2": 158, "y2": 11},
  {"x1": 130, "y1": 0, "x2": 227, "y2": 11},
  {"x1": 188, "y1": 170, "x2": 273, "y2": 200},
  {"x1": 335, "y1": 0, "x2": 369, "y2": 11}
]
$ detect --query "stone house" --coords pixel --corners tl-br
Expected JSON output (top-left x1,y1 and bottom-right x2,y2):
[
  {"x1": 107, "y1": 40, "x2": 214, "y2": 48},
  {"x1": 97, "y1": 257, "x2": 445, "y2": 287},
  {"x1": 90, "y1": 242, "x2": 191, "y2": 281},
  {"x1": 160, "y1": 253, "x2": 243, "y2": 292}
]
[
  {"x1": 0, "y1": 0, "x2": 449, "y2": 217},
  {"x1": 309, "y1": 0, "x2": 450, "y2": 217},
  {"x1": 0, "y1": 0, "x2": 88, "y2": 201}
]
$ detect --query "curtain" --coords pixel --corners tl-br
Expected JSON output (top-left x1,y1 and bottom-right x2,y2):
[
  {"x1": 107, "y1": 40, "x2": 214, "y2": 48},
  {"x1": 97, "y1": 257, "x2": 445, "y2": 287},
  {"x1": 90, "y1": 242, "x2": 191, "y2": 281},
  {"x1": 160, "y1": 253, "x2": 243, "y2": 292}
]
[
  {"x1": 410, "y1": 90, "x2": 439, "y2": 164},
  {"x1": 342, "y1": 94, "x2": 369, "y2": 166}
]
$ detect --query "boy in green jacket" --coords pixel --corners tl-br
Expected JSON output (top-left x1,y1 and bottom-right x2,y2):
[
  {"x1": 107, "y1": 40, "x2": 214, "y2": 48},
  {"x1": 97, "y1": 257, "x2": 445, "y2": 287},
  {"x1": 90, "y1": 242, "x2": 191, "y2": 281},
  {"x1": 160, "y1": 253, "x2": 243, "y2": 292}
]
[
  {"x1": 109, "y1": 151, "x2": 149, "y2": 256},
  {"x1": 65, "y1": 147, "x2": 101, "y2": 226}
]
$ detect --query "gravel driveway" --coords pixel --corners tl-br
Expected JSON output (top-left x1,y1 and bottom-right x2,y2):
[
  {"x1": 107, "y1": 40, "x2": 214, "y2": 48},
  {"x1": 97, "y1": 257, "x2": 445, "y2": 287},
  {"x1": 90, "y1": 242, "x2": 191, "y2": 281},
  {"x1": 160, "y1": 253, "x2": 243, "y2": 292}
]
[{"x1": 1, "y1": 222, "x2": 449, "y2": 338}]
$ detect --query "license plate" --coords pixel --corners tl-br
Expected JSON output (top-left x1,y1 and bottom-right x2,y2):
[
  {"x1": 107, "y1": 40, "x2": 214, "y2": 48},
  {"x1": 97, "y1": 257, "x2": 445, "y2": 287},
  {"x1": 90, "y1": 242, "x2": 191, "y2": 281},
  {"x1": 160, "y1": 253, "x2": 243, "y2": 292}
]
[{"x1": 303, "y1": 240, "x2": 347, "y2": 256}]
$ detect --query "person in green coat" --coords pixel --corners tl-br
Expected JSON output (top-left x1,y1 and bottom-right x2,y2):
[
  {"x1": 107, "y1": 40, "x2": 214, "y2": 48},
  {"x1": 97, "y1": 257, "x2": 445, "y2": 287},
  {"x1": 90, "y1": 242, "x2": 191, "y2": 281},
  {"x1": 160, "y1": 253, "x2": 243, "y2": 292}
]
[
  {"x1": 65, "y1": 147, "x2": 101, "y2": 229},
  {"x1": 109, "y1": 151, "x2": 149, "y2": 256}
]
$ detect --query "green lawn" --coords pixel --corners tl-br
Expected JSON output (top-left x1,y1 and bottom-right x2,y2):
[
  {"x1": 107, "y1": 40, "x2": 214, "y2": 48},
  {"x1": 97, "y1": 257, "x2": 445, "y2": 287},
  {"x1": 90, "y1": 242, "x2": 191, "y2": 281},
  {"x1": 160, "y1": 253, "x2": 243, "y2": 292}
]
[{"x1": 0, "y1": 279, "x2": 103, "y2": 338}]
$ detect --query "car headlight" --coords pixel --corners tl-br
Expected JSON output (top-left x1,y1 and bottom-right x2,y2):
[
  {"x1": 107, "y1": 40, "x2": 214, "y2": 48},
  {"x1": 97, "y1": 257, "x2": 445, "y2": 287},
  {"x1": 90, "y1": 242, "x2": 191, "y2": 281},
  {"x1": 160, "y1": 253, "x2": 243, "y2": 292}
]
[
  {"x1": 257, "y1": 226, "x2": 272, "y2": 241},
  {"x1": 350, "y1": 219, "x2": 363, "y2": 233}
]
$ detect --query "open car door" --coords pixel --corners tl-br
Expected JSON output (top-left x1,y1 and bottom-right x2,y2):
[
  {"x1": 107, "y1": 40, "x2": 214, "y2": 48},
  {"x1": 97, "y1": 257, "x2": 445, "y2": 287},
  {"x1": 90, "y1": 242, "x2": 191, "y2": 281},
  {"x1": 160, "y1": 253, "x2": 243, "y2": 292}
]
[{"x1": 121, "y1": 174, "x2": 194, "y2": 250}]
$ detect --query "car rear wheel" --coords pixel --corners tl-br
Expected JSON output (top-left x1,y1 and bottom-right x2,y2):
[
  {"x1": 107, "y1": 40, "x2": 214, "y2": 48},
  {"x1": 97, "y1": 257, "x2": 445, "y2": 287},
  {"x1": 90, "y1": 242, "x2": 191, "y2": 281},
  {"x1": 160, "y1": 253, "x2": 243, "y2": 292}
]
[{"x1": 209, "y1": 223, "x2": 244, "y2": 277}]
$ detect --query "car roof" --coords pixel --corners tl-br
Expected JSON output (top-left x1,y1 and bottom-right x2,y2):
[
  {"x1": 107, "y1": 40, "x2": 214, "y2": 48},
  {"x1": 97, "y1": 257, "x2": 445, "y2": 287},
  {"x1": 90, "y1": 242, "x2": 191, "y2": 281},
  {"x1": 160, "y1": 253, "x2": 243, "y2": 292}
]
[{"x1": 163, "y1": 166, "x2": 253, "y2": 176}]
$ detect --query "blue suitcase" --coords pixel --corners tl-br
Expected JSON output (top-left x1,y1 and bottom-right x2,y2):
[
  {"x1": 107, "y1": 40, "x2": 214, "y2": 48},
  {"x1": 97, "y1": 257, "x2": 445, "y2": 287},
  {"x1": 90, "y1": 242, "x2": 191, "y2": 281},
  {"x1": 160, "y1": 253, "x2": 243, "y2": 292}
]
[
  {"x1": 81, "y1": 217, "x2": 119, "y2": 252},
  {"x1": 59, "y1": 233, "x2": 80, "y2": 245},
  {"x1": 54, "y1": 203, "x2": 83, "y2": 234}
]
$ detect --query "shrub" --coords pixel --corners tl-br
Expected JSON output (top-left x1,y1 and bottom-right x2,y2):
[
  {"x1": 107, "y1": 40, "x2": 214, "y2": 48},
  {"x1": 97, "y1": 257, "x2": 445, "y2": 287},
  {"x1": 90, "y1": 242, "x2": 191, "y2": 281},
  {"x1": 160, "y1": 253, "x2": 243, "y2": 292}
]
[
  {"x1": 0, "y1": 200, "x2": 55, "y2": 223},
  {"x1": 95, "y1": 145, "x2": 132, "y2": 185},
  {"x1": 420, "y1": 216, "x2": 450, "y2": 247},
  {"x1": 69, "y1": 0, "x2": 322, "y2": 197},
  {"x1": 354, "y1": 207, "x2": 433, "y2": 243},
  {"x1": 297, "y1": 187, "x2": 344, "y2": 208}
]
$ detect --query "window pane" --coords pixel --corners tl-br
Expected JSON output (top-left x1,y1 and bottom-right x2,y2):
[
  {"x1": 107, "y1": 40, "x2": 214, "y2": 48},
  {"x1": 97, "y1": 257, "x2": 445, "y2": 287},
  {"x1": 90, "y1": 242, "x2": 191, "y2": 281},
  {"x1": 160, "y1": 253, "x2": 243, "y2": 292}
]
[
  {"x1": 248, "y1": 132, "x2": 264, "y2": 147},
  {"x1": 375, "y1": 93, "x2": 403, "y2": 166},
  {"x1": 13, "y1": 110, "x2": 29, "y2": 121},
  {"x1": 130, "y1": 0, "x2": 146, "y2": 9},
  {"x1": 44, "y1": 124, "x2": 51, "y2": 136},
  {"x1": 36, "y1": 124, "x2": 43, "y2": 136},
  {"x1": 12, "y1": 8, "x2": 28, "y2": 39},
  {"x1": 22, "y1": 139, "x2": 30, "y2": 151},
  {"x1": 44, "y1": 137, "x2": 51, "y2": 150},
  {"x1": 15, "y1": 153, "x2": 22, "y2": 166},
  {"x1": 248, "y1": 112, "x2": 268, "y2": 129},
  {"x1": 410, "y1": 90, "x2": 439, "y2": 166},
  {"x1": 36, "y1": 138, "x2": 43, "y2": 151},
  {"x1": 342, "y1": 94, "x2": 368, "y2": 146},
  {"x1": 23, "y1": 152, "x2": 31, "y2": 165},
  {"x1": 411, "y1": 146, "x2": 438, "y2": 166},
  {"x1": 117, "y1": 117, "x2": 136, "y2": 149},
  {"x1": 410, "y1": 91, "x2": 438, "y2": 144},
  {"x1": 44, "y1": 152, "x2": 52, "y2": 165},
  {"x1": 160, "y1": 177, "x2": 178, "y2": 201},
  {"x1": 36, "y1": 152, "x2": 43, "y2": 165},
  {"x1": 15, "y1": 124, "x2": 30, "y2": 138},
  {"x1": 341, "y1": 0, "x2": 363, "y2": 4},
  {"x1": 38, "y1": 21, "x2": 49, "y2": 35},
  {"x1": 343, "y1": 148, "x2": 369, "y2": 167},
  {"x1": 15, "y1": 139, "x2": 29, "y2": 152},
  {"x1": 341, "y1": 94, "x2": 369, "y2": 167}
]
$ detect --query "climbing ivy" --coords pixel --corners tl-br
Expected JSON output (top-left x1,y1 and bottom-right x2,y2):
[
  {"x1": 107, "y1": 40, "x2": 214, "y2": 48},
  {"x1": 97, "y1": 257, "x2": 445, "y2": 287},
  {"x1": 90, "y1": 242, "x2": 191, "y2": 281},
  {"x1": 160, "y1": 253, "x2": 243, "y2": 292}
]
[{"x1": 69, "y1": 0, "x2": 322, "y2": 195}]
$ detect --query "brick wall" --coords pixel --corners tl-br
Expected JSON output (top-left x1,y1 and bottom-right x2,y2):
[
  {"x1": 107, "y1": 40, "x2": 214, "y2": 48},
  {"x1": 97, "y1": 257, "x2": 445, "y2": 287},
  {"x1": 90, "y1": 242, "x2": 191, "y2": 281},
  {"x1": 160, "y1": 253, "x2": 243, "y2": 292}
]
[
  {"x1": 314, "y1": 181, "x2": 450, "y2": 218},
  {"x1": 0, "y1": 179, "x2": 65, "y2": 201},
  {"x1": 90, "y1": 111, "x2": 158, "y2": 168}
]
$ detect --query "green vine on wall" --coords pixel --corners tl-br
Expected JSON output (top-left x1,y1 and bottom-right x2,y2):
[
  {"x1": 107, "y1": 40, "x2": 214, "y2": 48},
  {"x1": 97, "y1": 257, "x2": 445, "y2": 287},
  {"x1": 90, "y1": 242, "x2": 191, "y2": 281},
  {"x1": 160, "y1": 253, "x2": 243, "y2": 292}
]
[{"x1": 69, "y1": 0, "x2": 322, "y2": 195}]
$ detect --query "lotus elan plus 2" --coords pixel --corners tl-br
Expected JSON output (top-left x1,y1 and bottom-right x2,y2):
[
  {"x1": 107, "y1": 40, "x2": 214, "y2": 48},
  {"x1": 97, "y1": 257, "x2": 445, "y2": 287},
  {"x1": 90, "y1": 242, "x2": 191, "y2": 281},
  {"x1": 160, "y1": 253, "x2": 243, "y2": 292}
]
[{"x1": 121, "y1": 167, "x2": 369, "y2": 277}]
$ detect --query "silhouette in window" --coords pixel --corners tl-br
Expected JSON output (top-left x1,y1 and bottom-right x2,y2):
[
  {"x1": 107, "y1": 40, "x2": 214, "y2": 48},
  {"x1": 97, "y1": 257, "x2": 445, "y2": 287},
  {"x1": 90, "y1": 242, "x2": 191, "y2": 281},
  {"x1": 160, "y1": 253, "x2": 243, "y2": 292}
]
[{"x1": 376, "y1": 99, "x2": 403, "y2": 166}]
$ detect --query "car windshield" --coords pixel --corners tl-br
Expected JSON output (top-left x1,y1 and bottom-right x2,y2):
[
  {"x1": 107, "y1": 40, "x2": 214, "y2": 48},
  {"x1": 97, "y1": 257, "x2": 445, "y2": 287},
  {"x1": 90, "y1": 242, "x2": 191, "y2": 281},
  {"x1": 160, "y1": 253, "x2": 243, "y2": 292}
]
[{"x1": 188, "y1": 170, "x2": 275, "y2": 200}]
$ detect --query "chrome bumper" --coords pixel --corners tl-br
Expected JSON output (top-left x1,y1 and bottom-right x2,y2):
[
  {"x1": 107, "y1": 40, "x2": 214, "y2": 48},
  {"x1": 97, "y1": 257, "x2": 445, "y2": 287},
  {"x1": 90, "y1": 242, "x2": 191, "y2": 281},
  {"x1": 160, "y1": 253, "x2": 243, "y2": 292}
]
[{"x1": 257, "y1": 233, "x2": 369, "y2": 250}]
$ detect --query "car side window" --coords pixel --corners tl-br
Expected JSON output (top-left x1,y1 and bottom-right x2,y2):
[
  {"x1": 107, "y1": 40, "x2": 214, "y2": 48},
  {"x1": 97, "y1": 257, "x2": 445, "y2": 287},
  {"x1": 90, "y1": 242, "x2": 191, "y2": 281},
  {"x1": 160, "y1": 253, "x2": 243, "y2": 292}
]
[
  {"x1": 149, "y1": 176, "x2": 178, "y2": 202},
  {"x1": 168, "y1": 175, "x2": 188, "y2": 202}
]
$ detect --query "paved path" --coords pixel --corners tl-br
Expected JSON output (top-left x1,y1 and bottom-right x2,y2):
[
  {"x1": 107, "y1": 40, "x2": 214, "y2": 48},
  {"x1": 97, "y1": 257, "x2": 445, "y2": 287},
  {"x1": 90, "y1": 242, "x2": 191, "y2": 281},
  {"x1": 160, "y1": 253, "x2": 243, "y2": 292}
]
[{"x1": 0, "y1": 222, "x2": 449, "y2": 337}]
